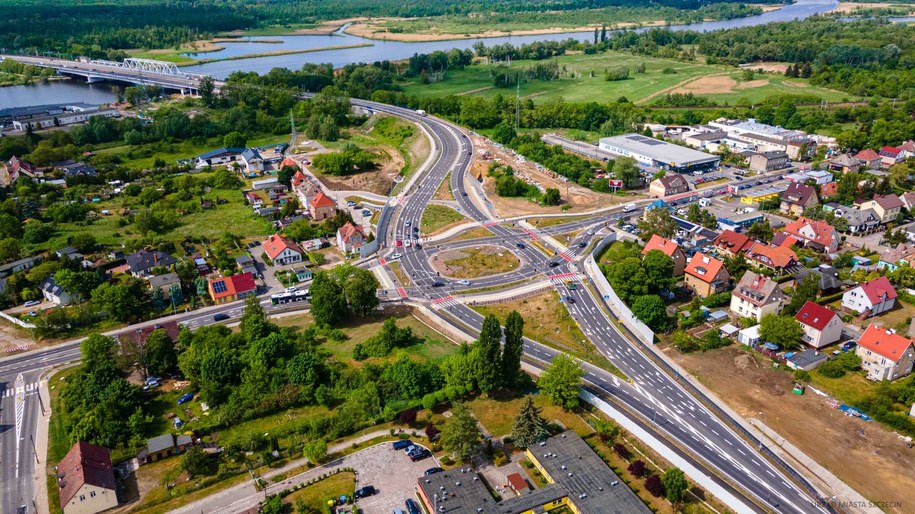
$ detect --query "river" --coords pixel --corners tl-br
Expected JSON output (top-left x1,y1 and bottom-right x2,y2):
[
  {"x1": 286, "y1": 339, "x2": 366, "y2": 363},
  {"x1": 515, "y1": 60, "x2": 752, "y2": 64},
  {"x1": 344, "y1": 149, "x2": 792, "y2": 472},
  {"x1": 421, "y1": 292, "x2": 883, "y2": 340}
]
[{"x1": 0, "y1": 0, "x2": 839, "y2": 108}]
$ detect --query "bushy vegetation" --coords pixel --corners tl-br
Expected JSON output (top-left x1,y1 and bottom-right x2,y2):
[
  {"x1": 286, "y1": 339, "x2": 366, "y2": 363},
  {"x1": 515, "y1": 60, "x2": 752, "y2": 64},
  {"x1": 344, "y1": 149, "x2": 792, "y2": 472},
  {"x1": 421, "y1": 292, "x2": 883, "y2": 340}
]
[{"x1": 311, "y1": 144, "x2": 376, "y2": 176}]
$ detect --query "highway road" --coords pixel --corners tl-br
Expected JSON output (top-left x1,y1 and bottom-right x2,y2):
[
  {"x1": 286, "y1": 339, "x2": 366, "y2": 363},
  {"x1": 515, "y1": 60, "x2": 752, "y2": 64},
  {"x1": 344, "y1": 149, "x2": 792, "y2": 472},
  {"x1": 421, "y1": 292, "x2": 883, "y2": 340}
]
[{"x1": 0, "y1": 92, "x2": 832, "y2": 514}]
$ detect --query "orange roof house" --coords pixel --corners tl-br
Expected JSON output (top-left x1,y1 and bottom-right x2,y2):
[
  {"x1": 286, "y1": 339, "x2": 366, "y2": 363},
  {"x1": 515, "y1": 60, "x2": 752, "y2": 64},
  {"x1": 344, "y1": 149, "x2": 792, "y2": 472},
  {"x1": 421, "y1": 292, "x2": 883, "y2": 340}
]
[
  {"x1": 745, "y1": 243, "x2": 797, "y2": 274},
  {"x1": 207, "y1": 272, "x2": 257, "y2": 304},
  {"x1": 712, "y1": 230, "x2": 753, "y2": 258},
  {"x1": 641, "y1": 234, "x2": 686, "y2": 276},
  {"x1": 308, "y1": 191, "x2": 337, "y2": 221},
  {"x1": 263, "y1": 234, "x2": 304, "y2": 265},
  {"x1": 856, "y1": 324, "x2": 915, "y2": 381},
  {"x1": 684, "y1": 252, "x2": 730, "y2": 298}
]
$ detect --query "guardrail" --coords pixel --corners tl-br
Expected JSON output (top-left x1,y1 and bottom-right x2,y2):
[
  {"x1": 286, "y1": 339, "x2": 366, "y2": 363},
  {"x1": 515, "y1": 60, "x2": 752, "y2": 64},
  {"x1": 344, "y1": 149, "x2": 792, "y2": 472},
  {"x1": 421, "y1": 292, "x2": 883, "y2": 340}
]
[{"x1": 582, "y1": 230, "x2": 836, "y2": 512}]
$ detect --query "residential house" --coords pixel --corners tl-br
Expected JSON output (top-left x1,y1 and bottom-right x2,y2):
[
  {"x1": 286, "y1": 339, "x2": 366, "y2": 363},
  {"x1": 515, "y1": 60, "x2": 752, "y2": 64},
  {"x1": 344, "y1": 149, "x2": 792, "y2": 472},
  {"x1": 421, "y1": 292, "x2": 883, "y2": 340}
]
[
  {"x1": 308, "y1": 191, "x2": 337, "y2": 220},
  {"x1": 729, "y1": 271, "x2": 786, "y2": 321},
  {"x1": 194, "y1": 147, "x2": 245, "y2": 168},
  {"x1": 836, "y1": 207, "x2": 881, "y2": 234},
  {"x1": 648, "y1": 174, "x2": 690, "y2": 197},
  {"x1": 207, "y1": 272, "x2": 257, "y2": 304},
  {"x1": 125, "y1": 250, "x2": 177, "y2": 278},
  {"x1": 290, "y1": 170, "x2": 307, "y2": 188},
  {"x1": 879, "y1": 146, "x2": 904, "y2": 168},
  {"x1": 856, "y1": 194, "x2": 903, "y2": 223},
  {"x1": 684, "y1": 252, "x2": 731, "y2": 298},
  {"x1": 294, "y1": 266, "x2": 313, "y2": 282},
  {"x1": 901, "y1": 191, "x2": 915, "y2": 211},
  {"x1": 856, "y1": 324, "x2": 915, "y2": 381},
  {"x1": 147, "y1": 272, "x2": 180, "y2": 296},
  {"x1": 900, "y1": 140, "x2": 915, "y2": 159},
  {"x1": 712, "y1": 230, "x2": 753, "y2": 258},
  {"x1": 337, "y1": 222, "x2": 366, "y2": 254},
  {"x1": 782, "y1": 217, "x2": 839, "y2": 253},
  {"x1": 251, "y1": 177, "x2": 280, "y2": 190},
  {"x1": 854, "y1": 149, "x2": 882, "y2": 170},
  {"x1": 40, "y1": 277, "x2": 72, "y2": 305},
  {"x1": 878, "y1": 243, "x2": 915, "y2": 271},
  {"x1": 240, "y1": 148, "x2": 264, "y2": 173},
  {"x1": 57, "y1": 162, "x2": 97, "y2": 178},
  {"x1": 58, "y1": 441, "x2": 118, "y2": 514},
  {"x1": 842, "y1": 276, "x2": 897, "y2": 317},
  {"x1": 137, "y1": 433, "x2": 194, "y2": 465},
  {"x1": 786, "y1": 349, "x2": 829, "y2": 372},
  {"x1": 0, "y1": 256, "x2": 40, "y2": 277},
  {"x1": 56, "y1": 247, "x2": 82, "y2": 261},
  {"x1": 795, "y1": 301, "x2": 843, "y2": 349},
  {"x1": 748, "y1": 151, "x2": 790, "y2": 173},
  {"x1": 779, "y1": 183, "x2": 818, "y2": 217},
  {"x1": 5, "y1": 156, "x2": 38, "y2": 180},
  {"x1": 263, "y1": 234, "x2": 304, "y2": 265},
  {"x1": 792, "y1": 264, "x2": 842, "y2": 295},
  {"x1": 641, "y1": 234, "x2": 686, "y2": 276},
  {"x1": 235, "y1": 254, "x2": 258, "y2": 276},
  {"x1": 826, "y1": 154, "x2": 862, "y2": 174},
  {"x1": 737, "y1": 324, "x2": 761, "y2": 346},
  {"x1": 745, "y1": 242, "x2": 797, "y2": 275},
  {"x1": 820, "y1": 181, "x2": 838, "y2": 198}
]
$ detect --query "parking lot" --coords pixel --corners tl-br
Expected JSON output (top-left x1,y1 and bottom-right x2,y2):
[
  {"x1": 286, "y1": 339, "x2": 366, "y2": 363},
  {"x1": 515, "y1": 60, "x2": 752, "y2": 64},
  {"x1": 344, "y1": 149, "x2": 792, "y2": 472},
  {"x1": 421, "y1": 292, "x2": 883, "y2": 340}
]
[{"x1": 354, "y1": 441, "x2": 439, "y2": 514}]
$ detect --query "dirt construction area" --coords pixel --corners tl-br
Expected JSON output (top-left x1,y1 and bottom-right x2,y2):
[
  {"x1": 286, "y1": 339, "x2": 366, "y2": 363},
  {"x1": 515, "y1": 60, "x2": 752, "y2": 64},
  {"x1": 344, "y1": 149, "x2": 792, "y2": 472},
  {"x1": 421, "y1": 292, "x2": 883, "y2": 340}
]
[
  {"x1": 672, "y1": 75, "x2": 770, "y2": 95},
  {"x1": 471, "y1": 135, "x2": 628, "y2": 217},
  {"x1": 665, "y1": 345, "x2": 915, "y2": 513}
]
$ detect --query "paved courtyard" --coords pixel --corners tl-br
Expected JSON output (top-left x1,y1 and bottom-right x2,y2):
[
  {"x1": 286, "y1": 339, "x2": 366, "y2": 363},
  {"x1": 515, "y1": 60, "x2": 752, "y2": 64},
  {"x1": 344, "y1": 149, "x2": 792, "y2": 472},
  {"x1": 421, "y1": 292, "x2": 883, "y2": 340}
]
[{"x1": 354, "y1": 441, "x2": 439, "y2": 514}]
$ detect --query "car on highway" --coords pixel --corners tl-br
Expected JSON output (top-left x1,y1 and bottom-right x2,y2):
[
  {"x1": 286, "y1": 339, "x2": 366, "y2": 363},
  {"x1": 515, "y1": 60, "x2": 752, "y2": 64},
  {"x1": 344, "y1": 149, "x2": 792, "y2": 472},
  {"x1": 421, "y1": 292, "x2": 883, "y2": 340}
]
[
  {"x1": 566, "y1": 282, "x2": 577, "y2": 290},
  {"x1": 24, "y1": 300, "x2": 41, "y2": 307},
  {"x1": 177, "y1": 393, "x2": 194, "y2": 405},
  {"x1": 414, "y1": 243, "x2": 423, "y2": 249},
  {"x1": 395, "y1": 240, "x2": 403, "y2": 247},
  {"x1": 405, "y1": 220, "x2": 412, "y2": 227},
  {"x1": 354, "y1": 486, "x2": 376, "y2": 499},
  {"x1": 462, "y1": 192, "x2": 468, "y2": 196},
  {"x1": 516, "y1": 242, "x2": 526, "y2": 249},
  {"x1": 548, "y1": 261, "x2": 559, "y2": 267},
  {"x1": 405, "y1": 498, "x2": 421, "y2": 514},
  {"x1": 424, "y1": 467, "x2": 443, "y2": 476},
  {"x1": 578, "y1": 241, "x2": 587, "y2": 248},
  {"x1": 213, "y1": 313, "x2": 230, "y2": 322},
  {"x1": 431, "y1": 281, "x2": 445, "y2": 287},
  {"x1": 286, "y1": 286, "x2": 298, "y2": 292},
  {"x1": 565, "y1": 295, "x2": 576, "y2": 304},
  {"x1": 391, "y1": 253, "x2": 402, "y2": 260},
  {"x1": 457, "y1": 279, "x2": 471, "y2": 286}
]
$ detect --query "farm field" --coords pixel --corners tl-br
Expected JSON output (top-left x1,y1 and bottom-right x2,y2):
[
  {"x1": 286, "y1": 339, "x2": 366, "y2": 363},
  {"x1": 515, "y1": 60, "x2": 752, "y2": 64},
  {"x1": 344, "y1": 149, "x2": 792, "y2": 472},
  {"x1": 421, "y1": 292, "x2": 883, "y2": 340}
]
[{"x1": 400, "y1": 51, "x2": 852, "y2": 106}]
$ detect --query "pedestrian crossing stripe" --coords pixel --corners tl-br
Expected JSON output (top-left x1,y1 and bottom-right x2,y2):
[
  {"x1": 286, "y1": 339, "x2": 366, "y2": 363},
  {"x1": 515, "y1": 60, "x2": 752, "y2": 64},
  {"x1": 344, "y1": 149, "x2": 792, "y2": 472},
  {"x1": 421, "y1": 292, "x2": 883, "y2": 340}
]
[{"x1": 1, "y1": 383, "x2": 36, "y2": 398}]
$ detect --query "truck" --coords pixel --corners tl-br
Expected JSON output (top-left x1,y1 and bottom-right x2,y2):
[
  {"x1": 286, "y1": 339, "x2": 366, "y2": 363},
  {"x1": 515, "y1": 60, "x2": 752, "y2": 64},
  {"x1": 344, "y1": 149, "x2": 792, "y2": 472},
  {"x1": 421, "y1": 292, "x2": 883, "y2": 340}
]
[
  {"x1": 622, "y1": 203, "x2": 636, "y2": 212},
  {"x1": 415, "y1": 109, "x2": 427, "y2": 116}
]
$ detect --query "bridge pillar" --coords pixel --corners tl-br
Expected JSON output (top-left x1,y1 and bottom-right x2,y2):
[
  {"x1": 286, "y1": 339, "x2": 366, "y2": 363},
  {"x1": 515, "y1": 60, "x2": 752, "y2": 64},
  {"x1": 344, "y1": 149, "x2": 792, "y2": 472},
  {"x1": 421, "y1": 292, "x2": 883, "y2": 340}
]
[{"x1": 85, "y1": 75, "x2": 104, "y2": 84}]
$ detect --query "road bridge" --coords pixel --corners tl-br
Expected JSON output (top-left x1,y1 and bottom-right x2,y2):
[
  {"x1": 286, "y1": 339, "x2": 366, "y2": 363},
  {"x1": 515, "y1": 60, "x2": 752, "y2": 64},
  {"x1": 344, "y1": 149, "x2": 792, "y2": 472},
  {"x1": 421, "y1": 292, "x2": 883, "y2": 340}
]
[{"x1": 0, "y1": 55, "x2": 218, "y2": 94}]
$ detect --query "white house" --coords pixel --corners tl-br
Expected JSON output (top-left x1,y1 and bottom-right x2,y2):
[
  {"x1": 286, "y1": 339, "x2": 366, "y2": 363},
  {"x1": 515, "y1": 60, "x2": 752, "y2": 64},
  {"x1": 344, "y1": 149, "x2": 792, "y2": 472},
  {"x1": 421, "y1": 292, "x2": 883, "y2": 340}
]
[
  {"x1": 841, "y1": 276, "x2": 897, "y2": 317},
  {"x1": 729, "y1": 271, "x2": 785, "y2": 322},
  {"x1": 263, "y1": 234, "x2": 304, "y2": 265},
  {"x1": 856, "y1": 324, "x2": 915, "y2": 381},
  {"x1": 336, "y1": 222, "x2": 366, "y2": 254},
  {"x1": 737, "y1": 325, "x2": 761, "y2": 346},
  {"x1": 794, "y1": 301, "x2": 843, "y2": 349},
  {"x1": 40, "y1": 277, "x2": 72, "y2": 305}
]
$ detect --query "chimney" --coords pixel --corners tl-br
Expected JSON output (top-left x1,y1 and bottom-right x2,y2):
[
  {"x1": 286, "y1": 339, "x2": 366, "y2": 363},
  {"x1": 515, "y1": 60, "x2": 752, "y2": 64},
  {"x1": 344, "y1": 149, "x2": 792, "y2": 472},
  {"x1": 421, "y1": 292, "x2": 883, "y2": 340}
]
[{"x1": 153, "y1": 253, "x2": 159, "y2": 264}]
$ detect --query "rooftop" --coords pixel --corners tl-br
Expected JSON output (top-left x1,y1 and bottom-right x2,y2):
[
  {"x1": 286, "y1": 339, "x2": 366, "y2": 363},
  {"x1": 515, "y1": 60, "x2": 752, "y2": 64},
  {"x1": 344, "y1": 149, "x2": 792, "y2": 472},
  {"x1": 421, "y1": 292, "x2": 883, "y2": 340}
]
[
  {"x1": 685, "y1": 252, "x2": 727, "y2": 283},
  {"x1": 58, "y1": 441, "x2": 116, "y2": 508},
  {"x1": 641, "y1": 234, "x2": 681, "y2": 258},
  {"x1": 795, "y1": 301, "x2": 838, "y2": 331},
  {"x1": 600, "y1": 134, "x2": 718, "y2": 167},
  {"x1": 858, "y1": 324, "x2": 914, "y2": 362}
]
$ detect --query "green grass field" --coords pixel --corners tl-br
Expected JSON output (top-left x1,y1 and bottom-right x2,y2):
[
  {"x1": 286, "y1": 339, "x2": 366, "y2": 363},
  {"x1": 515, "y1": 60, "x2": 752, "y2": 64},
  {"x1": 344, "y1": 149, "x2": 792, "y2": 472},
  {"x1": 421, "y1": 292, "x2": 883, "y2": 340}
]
[
  {"x1": 421, "y1": 204, "x2": 464, "y2": 234},
  {"x1": 284, "y1": 472, "x2": 356, "y2": 512},
  {"x1": 401, "y1": 51, "x2": 852, "y2": 106}
]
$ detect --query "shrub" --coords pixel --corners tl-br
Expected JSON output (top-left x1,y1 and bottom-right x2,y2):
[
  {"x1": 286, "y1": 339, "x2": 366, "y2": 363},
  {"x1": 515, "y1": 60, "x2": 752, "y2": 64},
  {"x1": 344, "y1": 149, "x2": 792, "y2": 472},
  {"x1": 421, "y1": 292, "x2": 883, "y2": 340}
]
[
  {"x1": 645, "y1": 474, "x2": 665, "y2": 497},
  {"x1": 398, "y1": 409, "x2": 418, "y2": 426},
  {"x1": 613, "y1": 443, "x2": 631, "y2": 461},
  {"x1": 628, "y1": 459, "x2": 647, "y2": 478}
]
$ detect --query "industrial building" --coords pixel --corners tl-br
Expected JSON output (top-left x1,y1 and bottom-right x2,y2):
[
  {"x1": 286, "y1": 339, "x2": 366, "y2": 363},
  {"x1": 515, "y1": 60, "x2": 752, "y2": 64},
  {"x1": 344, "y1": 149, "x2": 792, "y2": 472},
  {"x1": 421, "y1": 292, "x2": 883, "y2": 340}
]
[
  {"x1": 416, "y1": 430, "x2": 649, "y2": 514},
  {"x1": 598, "y1": 134, "x2": 719, "y2": 174}
]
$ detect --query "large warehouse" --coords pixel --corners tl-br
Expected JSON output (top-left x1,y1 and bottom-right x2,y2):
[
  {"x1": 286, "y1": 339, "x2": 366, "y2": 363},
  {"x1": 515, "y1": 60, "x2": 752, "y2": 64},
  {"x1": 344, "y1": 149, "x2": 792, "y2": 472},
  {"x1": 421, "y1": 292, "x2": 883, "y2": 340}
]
[{"x1": 599, "y1": 133, "x2": 720, "y2": 173}]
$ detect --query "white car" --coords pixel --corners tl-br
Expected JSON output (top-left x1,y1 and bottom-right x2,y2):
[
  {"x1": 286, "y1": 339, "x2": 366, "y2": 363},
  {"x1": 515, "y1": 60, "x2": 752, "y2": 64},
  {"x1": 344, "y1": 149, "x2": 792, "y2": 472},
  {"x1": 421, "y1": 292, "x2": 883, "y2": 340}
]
[
  {"x1": 458, "y1": 280, "x2": 471, "y2": 286},
  {"x1": 391, "y1": 253, "x2": 403, "y2": 260},
  {"x1": 405, "y1": 220, "x2": 412, "y2": 227},
  {"x1": 285, "y1": 286, "x2": 298, "y2": 293}
]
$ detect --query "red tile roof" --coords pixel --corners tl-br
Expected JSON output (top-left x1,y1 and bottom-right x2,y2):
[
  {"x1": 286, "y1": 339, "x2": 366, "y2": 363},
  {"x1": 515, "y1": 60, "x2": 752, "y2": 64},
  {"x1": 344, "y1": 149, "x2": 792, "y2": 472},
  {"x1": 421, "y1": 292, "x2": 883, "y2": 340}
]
[
  {"x1": 858, "y1": 323, "x2": 914, "y2": 362},
  {"x1": 854, "y1": 149, "x2": 880, "y2": 161},
  {"x1": 310, "y1": 191, "x2": 336, "y2": 209},
  {"x1": 746, "y1": 242, "x2": 797, "y2": 269},
  {"x1": 58, "y1": 441, "x2": 116, "y2": 509},
  {"x1": 781, "y1": 183, "x2": 816, "y2": 207},
  {"x1": 337, "y1": 222, "x2": 365, "y2": 243},
  {"x1": 858, "y1": 276, "x2": 897, "y2": 304},
  {"x1": 783, "y1": 217, "x2": 838, "y2": 249},
  {"x1": 290, "y1": 170, "x2": 307, "y2": 187},
  {"x1": 641, "y1": 234, "x2": 680, "y2": 258},
  {"x1": 507, "y1": 472, "x2": 529, "y2": 492},
  {"x1": 795, "y1": 301, "x2": 838, "y2": 331},
  {"x1": 879, "y1": 146, "x2": 901, "y2": 157},
  {"x1": 281, "y1": 157, "x2": 300, "y2": 170},
  {"x1": 263, "y1": 234, "x2": 303, "y2": 260},
  {"x1": 712, "y1": 230, "x2": 753, "y2": 254},
  {"x1": 208, "y1": 272, "x2": 257, "y2": 300},
  {"x1": 685, "y1": 252, "x2": 727, "y2": 284}
]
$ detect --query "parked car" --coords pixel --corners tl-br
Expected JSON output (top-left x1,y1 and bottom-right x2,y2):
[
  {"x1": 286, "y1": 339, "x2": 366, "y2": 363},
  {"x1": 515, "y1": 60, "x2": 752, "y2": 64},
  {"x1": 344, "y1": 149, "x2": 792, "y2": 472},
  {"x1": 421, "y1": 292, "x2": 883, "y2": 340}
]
[
  {"x1": 392, "y1": 440, "x2": 413, "y2": 450},
  {"x1": 362, "y1": 209, "x2": 372, "y2": 216},
  {"x1": 177, "y1": 393, "x2": 194, "y2": 405},
  {"x1": 392, "y1": 509, "x2": 405, "y2": 514},
  {"x1": 347, "y1": 201, "x2": 356, "y2": 207},
  {"x1": 409, "y1": 449, "x2": 431, "y2": 461},
  {"x1": 404, "y1": 445, "x2": 417, "y2": 454},
  {"x1": 213, "y1": 313, "x2": 230, "y2": 322},
  {"x1": 423, "y1": 467, "x2": 443, "y2": 476},
  {"x1": 23, "y1": 300, "x2": 41, "y2": 308},
  {"x1": 405, "y1": 499, "x2": 421, "y2": 514},
  {"x1": 841, "y1": 341, "x2": 857, "y2": 352},
  {"x1": 354, "y1": 486, "x2": 376, "y2": 499}
]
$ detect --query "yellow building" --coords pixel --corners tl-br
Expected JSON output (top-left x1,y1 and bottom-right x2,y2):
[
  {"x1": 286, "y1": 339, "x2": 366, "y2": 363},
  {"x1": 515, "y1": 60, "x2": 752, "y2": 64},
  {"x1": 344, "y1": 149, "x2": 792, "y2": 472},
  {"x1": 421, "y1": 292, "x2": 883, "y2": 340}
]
[{"x1": 740, "y1": 187, "x2": 782, "y2": 204}]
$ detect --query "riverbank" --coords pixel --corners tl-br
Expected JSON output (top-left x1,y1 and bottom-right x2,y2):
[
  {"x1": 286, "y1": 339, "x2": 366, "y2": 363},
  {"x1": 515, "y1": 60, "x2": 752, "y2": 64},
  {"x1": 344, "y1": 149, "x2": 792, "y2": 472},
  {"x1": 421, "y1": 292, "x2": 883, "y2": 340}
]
[{"x1": 179, "y1": 42, "x2": 374, "y2": 66}]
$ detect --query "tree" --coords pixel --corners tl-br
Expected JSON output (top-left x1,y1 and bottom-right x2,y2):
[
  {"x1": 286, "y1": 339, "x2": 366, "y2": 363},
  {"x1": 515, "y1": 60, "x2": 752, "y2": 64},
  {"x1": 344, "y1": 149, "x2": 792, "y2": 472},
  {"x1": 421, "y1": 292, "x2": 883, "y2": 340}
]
[
  {"x1": 212, "y1": 167, "x2": 241, "y2": 189},
  {"x1": 787, "y1": 273, "x2": 820, "y2": 314},
  {"x1": 441, "y1": 402, "x2": 482, "y2": 463},
  {"x1": 80, "y1": 334, "x2": 117, "y2": 370},
  {"x1": 144, "y1": 329, "x2": 178, "y2": 376},
  {"x1": 309, "y1": 271, "x2": 347, "y2": 326},
  {"x1": 199, "y1": 76, "x2": 217, "y2": 107},
  {"x1": 542, "y1": 188, "x2": 561, "y2": 206},
  {"x1": 645, "y1": 475, "x2": 665, "y2": 497},
  {"x1": 662, "y1": 468, "x2": 688, "y2": 503},
  {"x1": 628, "y1": 460, "x2": 647, "y2": 478},
  {"x1": 631, "y1": 295, "x2": 669, "y2": 331},
  {"x1": 637, "y1": 208, "x2": 677, "y2": 240},
  {"x1": 223, "y1": 131, "x2": 246, "y2": 148},
  {"x1": 759, "y1": 314, "x2": 803, "y2": 350},
  {"x1": 181, "y1": 446, "x2": 212, "y2": 477},
  {"x1": 642, "y1": 250, "x2": 676, "y2": 292},
  {"x1": 277, "y1": 165, "x2": 297, "y2": 186},
  {"x1": 302, "y1": 439, "x2": 328, "y2": 463},
  {"x1": 335, "y1": 265, "x2": 380, "y2": 316},
  {"x1": 492, "y1": 123, "x2": 517, "y2": 145},
  {"x1": 240, "y1": 297, "x2": 276, "y2": 342},
  {"x1": 538, "y1": 354, "x2": 583, "y2": 409},
  {"x1": 605, "y1": 257, "x2": 648, "y2": 302},
  {"x1": 501, "y1": 311, "x2": 524, "y2": 388},
  {"x1": 91, "y1": 282, "x2": 140, "y2": 322},
  {"x1": 474, "y1": 315, "x2": 503, "y2": 393},
  {"x1": 511, "y1": 396, "x2": 548, "y2": 448},
  {"x1": 612, "y1": 157, "x2": 641, "y2": 188},
  {"x1": 747, "y1": 219, "x2": 773, "y2": 243}
]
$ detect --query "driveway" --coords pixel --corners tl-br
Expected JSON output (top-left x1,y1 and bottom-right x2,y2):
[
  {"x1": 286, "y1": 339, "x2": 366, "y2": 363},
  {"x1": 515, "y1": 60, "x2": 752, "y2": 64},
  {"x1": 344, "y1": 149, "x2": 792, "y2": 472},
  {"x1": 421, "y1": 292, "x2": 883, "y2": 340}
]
[{"x1": 354, "y1": 442, "x2": 438, "y2": 514}]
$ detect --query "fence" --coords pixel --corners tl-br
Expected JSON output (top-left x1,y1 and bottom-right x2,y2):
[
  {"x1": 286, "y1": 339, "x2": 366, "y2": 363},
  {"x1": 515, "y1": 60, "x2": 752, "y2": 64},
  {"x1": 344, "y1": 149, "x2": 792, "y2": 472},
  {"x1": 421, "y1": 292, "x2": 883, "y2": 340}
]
[
  {"x1": 359, "y1": 201, "x2": 393, "y2": 258},
  {"x1": 581, "y1": 230, "x2": 834, "y2": 512},
  {"x1": 0, "y1": 311, "x2": 35, "y2": 329},
  {"x1": 584, "y1": 231, "x2": 655, "y2": 345}
]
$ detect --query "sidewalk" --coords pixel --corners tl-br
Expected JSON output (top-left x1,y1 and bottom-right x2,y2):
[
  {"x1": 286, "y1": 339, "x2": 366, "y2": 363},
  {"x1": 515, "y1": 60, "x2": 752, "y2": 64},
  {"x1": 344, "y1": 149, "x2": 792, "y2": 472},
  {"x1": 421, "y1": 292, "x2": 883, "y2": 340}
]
[
  {"x1": 168, "y1": 429, "x2": 392, "y2": 514},
  {"x1": 33, "y1": 370, "x2": 53, "y2": 514}
]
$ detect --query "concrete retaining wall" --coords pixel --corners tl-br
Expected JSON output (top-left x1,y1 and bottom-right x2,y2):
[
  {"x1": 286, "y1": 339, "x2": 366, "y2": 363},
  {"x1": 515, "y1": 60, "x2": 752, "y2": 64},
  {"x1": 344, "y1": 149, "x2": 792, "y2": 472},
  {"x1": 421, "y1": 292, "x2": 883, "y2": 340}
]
[{"x1": 0, "y1": 311, "x2": 35, "y2": 329}]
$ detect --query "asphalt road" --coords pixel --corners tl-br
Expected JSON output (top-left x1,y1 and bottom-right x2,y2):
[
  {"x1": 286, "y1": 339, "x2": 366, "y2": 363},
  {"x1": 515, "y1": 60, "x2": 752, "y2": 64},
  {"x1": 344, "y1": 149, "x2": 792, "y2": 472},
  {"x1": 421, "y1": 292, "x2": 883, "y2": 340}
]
[{"x1": 0, "y1": 94, "x2": 827, "y2": 514}]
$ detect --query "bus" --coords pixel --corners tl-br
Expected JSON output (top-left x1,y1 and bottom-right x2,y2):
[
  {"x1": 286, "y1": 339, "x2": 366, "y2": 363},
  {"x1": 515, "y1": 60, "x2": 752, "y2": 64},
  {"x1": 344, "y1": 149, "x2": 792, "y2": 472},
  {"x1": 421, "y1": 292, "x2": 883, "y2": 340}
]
[{"x1": 271, "y1": 290, "x2": 309, "y2": 305}]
